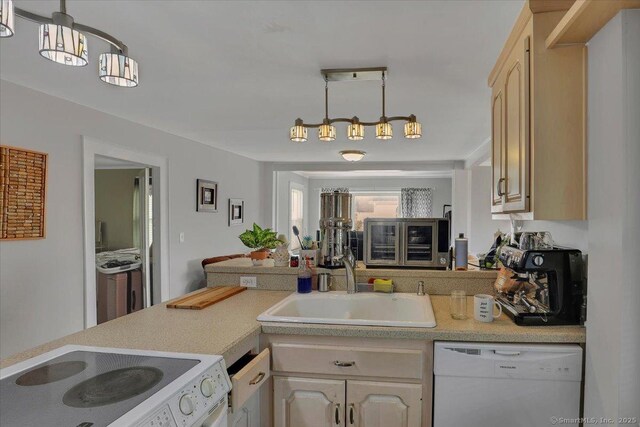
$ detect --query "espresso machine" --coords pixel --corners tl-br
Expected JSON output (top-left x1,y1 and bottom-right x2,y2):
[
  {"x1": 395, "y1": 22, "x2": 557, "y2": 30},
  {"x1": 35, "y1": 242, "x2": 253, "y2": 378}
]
[
  {"x1": 496, "y1": 245, "x2": 586, "y2": 326},
  {"x1": 319, "y1": 191, "x2": 352, "y2": 268}
]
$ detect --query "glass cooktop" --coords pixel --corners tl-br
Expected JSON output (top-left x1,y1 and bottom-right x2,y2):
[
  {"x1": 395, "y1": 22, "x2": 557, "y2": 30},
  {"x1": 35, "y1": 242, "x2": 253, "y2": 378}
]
[{"x1": 0, "y1": 350, "x2": 199, "y2": 427}]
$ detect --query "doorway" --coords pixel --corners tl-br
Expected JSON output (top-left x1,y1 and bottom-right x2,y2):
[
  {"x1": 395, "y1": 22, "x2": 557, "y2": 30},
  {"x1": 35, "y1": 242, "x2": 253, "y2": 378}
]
[
  {"x1": 94, "y1": 160, "x2": 153, "y2": 324},
  {"x1": 82, "y1": 138, "x2": 169, "y2": 328}
]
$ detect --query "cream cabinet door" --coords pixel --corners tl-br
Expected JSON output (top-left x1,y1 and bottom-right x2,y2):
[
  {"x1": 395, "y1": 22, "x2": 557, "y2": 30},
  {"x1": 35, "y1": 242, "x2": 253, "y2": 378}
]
[
  {"x1": 273, "y1": 376, "x2": 345, "y2": 427},
  {"x1": 346, "y1": 380, "x2": 422, "y2": 427},
  {"x1": 503, "y1": 35, "x2": 530, "y2": 213},
  {"x1": 491, "y1": 75, "x2": 505, "y2": 213}
]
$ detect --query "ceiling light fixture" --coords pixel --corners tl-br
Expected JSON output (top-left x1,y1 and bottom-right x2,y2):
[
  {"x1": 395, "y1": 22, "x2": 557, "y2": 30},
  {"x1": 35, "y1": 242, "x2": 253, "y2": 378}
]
[
  {"x1": 289, "y1": 67, "x2": 422, "y2": 142},
  {"x1": 0, "y1": 0, "x2": 15, "y2": 37},
  {"x1": 340, "y1": 150, "x2": 366, "y2": 162},
  {"x1": 3, "y1": 0, "x2": 139, "y2": 87}
]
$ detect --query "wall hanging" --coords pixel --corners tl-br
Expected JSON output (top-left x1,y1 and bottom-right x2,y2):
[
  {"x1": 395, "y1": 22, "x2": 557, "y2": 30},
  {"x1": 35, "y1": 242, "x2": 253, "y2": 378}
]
[
  {"x1": 0, "y1": 145, "x2": 48, "y2": 240},
  {"x1": 228, "y1": 198, "x2": 244, "y2": 226},
  {"x1": 196, "y1": 179, "x2": 218, "y2": 213}
]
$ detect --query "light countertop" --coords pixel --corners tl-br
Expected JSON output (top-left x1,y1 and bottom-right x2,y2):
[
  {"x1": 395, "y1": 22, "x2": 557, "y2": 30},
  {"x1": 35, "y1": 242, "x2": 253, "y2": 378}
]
[
  {"x1": 206, "y1": 258, "x2": 497, "y2": 279},
  {"x1": 1, "y1": 289, "x2": 585, "y2": 369},
  {"x1": 0, "y1": 289, "x2": 290, "y2": 369},
  {"x1": 261, "y1": 295, "x2": 586, "y2": 344}
]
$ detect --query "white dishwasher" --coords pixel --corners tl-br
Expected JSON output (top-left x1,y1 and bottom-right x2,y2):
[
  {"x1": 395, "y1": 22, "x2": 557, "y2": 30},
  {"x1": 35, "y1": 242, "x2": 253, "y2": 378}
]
[{"x1": 433, "y1": 342, "x2": 582, "y2": 427}]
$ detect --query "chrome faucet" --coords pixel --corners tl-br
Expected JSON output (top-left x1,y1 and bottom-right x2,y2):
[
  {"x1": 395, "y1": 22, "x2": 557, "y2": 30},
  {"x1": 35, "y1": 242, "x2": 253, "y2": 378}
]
[
  {"x1": 417, "y1": 281, "x2": 425, "y2": 296},
  {"x1": 337, "y1": 247, "x2": 357, "y2": 294}
]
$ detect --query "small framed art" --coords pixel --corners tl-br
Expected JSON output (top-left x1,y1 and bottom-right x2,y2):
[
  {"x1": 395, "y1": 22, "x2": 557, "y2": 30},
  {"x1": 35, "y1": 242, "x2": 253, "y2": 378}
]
[
  {"x1": 196, "y1": 179, "x2": 218, "y2": 213},
  {"x1": 229, "y1": 199, "x2": 244, "y2": 226}
]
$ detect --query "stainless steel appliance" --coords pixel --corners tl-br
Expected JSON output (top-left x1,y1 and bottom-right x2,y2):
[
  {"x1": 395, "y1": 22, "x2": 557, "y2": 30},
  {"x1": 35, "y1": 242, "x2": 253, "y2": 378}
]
[
  {"x1": 319, "y1": 191, "x2": 353, "y2": 268},
  {"x1": 0, "y1": 345, "x2": 231, "y2": 427},
  {"x1": 364, "y1": 218, "x2": 450, "y2": 269},
  {"x1": 496, "y1": 245, "x2": 586, "y2": 326}
]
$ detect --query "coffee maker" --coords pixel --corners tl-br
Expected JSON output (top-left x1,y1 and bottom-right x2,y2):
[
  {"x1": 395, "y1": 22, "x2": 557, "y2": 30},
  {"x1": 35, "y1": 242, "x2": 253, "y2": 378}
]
[
  {"x1": 496, "y1": 245, "x2": 586, "y2": 326},
  {"x1": 319, "y1": 191, "x2": 352, "y2": 269}
]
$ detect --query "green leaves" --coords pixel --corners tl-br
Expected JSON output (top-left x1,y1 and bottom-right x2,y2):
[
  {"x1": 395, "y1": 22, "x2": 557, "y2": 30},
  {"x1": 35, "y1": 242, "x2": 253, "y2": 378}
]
[{"x1": 239, "y1": 223, "x2": 283, "y2": 250}]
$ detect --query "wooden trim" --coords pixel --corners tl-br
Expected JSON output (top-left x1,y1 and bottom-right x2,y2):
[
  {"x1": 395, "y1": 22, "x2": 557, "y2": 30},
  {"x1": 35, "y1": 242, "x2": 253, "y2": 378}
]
[
  {"x1": 546, "y1": 0, "x2": 640, "y2": 48},
  {"x1": 528, "y1": 0, "x2": 576, "y2": 14},
  {"x1": 488, "y1": 4, "x2": 532, "y2": 87}
]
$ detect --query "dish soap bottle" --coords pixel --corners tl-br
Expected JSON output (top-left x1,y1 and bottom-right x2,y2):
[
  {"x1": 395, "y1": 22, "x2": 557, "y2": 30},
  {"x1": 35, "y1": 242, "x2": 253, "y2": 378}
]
[{"x1": 297, "y1": 256, "x2": 312, "y2": 293}]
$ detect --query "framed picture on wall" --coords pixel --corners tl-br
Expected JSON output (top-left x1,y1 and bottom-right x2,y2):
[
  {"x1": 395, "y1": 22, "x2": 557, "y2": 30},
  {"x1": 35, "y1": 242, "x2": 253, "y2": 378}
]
[
  {"x1": 229, "y1": 199, "x2": 244, "y2": 226},
  {"x1": 197, "y1": 179, "x2": 218, "y2": 213}
]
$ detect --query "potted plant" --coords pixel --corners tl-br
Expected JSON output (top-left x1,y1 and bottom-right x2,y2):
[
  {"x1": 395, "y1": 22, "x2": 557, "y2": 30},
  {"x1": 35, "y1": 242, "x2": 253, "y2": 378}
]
[{"x1": 239, "y1": 223, "x2": 283, "y2": 266}]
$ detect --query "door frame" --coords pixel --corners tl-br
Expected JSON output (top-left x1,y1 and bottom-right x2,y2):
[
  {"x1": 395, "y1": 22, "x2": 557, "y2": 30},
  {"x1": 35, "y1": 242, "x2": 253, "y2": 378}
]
[{"x1": 82, "y1": 137, "x2": 170, "y2": 328}]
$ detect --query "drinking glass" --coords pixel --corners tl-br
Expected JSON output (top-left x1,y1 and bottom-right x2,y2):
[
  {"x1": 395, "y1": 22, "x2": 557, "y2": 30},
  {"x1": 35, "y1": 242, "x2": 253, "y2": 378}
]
[{"x1": 450, "y1": 290, "x2": 467, "y2": 320}]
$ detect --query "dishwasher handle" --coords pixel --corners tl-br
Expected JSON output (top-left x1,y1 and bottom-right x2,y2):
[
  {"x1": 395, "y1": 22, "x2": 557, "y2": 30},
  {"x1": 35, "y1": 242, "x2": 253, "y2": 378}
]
[{"x1": 493, "y1": 350, "x2": 521, "y2": 356}]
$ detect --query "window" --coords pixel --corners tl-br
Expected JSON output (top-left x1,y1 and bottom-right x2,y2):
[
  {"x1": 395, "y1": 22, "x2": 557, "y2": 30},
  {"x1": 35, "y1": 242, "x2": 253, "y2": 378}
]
[
  {"x1": 352, "y1": 192, "x2": 400, "y2": 231},
  {"x1": 290, "y1": 185, "x2": 304, "y2": 249}
]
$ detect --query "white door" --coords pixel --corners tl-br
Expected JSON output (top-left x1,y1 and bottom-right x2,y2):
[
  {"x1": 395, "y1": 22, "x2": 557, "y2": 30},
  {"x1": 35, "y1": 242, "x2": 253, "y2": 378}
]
[
  {"x1": 273, "y1": 376, "x2": 345, "y2": 427},
  {"x1": 346, "y1": 380, "x2": 422, "y2": 427}
]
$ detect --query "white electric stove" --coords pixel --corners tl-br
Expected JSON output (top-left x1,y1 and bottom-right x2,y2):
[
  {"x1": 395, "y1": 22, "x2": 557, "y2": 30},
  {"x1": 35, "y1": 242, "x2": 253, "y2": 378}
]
[{"x1": 0, "y1": 345, "x2": 231, "y2": 427}]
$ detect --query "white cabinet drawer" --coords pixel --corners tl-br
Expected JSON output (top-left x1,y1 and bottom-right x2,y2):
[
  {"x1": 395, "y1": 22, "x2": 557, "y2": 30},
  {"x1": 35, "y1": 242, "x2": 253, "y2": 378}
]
[
  {"x1": 227, "y1": 348, "x2": 270, "y2": 413},
  {"x1": 271, "y1": 343, "x2": 423, "y2": 380}
]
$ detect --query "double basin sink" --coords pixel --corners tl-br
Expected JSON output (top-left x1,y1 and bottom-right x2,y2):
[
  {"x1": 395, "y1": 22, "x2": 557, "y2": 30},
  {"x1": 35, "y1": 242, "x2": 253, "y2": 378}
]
[{"x1": 257, "y1": 290, "x2": 437, "y2": 328}]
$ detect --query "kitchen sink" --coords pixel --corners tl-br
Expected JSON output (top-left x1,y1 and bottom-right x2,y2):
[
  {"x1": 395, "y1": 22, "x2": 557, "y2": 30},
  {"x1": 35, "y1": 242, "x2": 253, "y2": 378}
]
[{"x1": 257, "y1": 291, "x2": 436, "y2": 328}]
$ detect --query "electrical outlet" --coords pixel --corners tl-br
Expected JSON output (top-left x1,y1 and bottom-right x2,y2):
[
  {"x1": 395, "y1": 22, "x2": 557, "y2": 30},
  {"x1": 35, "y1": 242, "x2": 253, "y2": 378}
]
[{"x1": 240, "y1": 276, "x2": 257, "y2": 288}]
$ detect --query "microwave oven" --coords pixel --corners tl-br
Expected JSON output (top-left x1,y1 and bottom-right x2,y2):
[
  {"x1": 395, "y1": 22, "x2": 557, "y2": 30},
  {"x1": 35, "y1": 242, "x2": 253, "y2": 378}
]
[{"x1": 364, "y1": 218, "x2": 450, "y2": 269}]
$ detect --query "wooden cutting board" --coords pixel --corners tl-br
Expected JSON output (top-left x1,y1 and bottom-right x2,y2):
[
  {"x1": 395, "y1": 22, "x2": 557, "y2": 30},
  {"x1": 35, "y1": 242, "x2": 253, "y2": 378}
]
[{"x1": 166, "y1": 286, "x2": 246, "y2": 310}]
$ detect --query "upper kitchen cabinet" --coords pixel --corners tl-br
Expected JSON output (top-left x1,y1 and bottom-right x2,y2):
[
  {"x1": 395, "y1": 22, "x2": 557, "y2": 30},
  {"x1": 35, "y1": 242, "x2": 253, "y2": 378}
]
[{"x1": 489, "y1": 3, "x2": 587, "y2": 220}]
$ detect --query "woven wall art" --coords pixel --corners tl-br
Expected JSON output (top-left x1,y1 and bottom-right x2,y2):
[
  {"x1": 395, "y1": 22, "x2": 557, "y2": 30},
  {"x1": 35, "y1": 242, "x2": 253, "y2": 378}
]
[{"x1": 0, "y1": 145, "x2": 48, "y2": 240}]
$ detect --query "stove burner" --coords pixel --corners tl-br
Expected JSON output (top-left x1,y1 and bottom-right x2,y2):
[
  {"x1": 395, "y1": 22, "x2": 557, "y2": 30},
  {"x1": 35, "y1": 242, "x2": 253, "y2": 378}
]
[
  {"x1": 63, "y1": 366, "x2": 163, "y2": 408},
  {"x1": 16, "y1": 361, "x2": 88, "y2": 386}
]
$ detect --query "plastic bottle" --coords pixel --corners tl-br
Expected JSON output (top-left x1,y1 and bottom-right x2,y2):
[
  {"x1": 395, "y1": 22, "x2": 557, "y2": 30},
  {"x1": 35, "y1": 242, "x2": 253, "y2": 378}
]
[{"x1": 297, "y1": 257, "x2": 312, "y2": 293}]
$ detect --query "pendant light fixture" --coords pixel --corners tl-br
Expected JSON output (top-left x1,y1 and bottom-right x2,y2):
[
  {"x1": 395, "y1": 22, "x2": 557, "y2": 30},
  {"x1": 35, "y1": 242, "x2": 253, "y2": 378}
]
[
  {"x1": 289, "y1": 67, "x2": 422, "y2": 142},
  {"x1": 340, "y1": 150, "x2": 366, "y2": 162},
  {"x1": 347, "y1": 117, "x2": 364, "y2": 141},
  {"x1": 318, "y1": 76, "x2": 336, "y2": 142},
  {"x1": 0, "y1": 0, "x2": 15, "y2": 37},
  {"x1": 38, "y1": 12, "x2": 88, "y2": 66},
  {"x1": 3, "y1": 0, "x2": 139, "y2": 87}
]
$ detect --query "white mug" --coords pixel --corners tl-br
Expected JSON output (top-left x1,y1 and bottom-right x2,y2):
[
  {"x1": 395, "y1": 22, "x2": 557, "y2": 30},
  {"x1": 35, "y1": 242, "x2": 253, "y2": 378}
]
[{"x1": 474, "y1": 294, "x2": 502, "y2": 322}]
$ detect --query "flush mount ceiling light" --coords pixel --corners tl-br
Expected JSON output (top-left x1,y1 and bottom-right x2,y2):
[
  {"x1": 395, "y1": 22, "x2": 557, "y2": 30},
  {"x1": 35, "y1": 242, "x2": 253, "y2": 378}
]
[
  {"x1": 289, "y1": 67, "x2": 422, "y2": 142},
  {"x1": 340, "y1": 150, "x2": 366, "y2": 162},
  {"x1": 3, "y1": 0, "x2": 139, "y2": 87}
]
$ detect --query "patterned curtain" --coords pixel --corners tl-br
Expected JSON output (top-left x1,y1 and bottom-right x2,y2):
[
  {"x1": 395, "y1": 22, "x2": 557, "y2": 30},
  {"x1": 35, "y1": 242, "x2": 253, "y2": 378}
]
[
  {"x1": 400, "y1": 188, "x2": 433, "y2": 218},
  {"x1": 321, "y1": 187, "x2": 349, "y2": 193}
]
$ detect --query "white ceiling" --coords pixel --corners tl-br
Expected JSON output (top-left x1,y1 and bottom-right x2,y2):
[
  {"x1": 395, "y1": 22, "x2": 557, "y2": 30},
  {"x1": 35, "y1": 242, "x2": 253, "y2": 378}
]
[{"x1": 0, "y1": 0, "x2": 522, "y2": 163}]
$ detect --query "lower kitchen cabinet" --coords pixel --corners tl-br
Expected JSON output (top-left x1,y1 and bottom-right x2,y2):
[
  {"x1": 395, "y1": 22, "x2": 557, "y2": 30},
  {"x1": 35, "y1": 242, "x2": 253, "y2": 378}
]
[
  {"x1": 347, "y1": 380, "x2": 422, "y2": 427},
  {"x1": 274, "y1": 376, "x2": 346, "y2": 427},
  {"x1": 273, "y1": 376, "x2": 422, "y2": 427},
  {"x1": 228, "y1": 392, "x2": 260, "y2": 427}
]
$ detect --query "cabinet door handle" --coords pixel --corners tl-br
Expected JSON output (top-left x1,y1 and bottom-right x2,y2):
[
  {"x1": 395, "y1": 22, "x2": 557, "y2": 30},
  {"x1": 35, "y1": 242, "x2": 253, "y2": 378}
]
[
  {"x1": 349, "y1": 404, "x2": 355, "y2": 425},
  {"x1": 497, "y1": 178, "x2": 506, "y2": 197},
  {"x1": 334, "y1": 360, "x2": 355, "y2": 367},
  {"x1": 249, "y1": 371, "x2": 265, "y2": 385},
  {"x1": 335, "y1": 403, "x2": 341, "y2": 425}
]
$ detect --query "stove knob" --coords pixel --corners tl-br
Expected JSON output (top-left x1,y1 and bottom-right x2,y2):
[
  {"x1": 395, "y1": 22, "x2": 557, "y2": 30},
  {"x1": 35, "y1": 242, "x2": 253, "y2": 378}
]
[
  {"x1": 200, "y1": 378, "x2": 216, "y2": 398},
  {"x1": 533, "y1": 255, "x2": 544, "y2": 267},
  {"x1": 179, "y1": 394, "x2": 195, "y2": 415}
]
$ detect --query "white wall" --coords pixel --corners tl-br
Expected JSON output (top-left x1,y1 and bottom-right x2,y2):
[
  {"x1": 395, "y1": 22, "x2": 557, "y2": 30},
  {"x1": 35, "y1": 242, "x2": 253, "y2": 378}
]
[
  {"x1": 584, "y1": 10, "x2": 640, "y2": 422},
  {"x1": 306, "y1": 177, "x2": 452, "y2": 235},
  {"x1": 0, "y1": 81, "x2": 265, "y2": 358}
]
